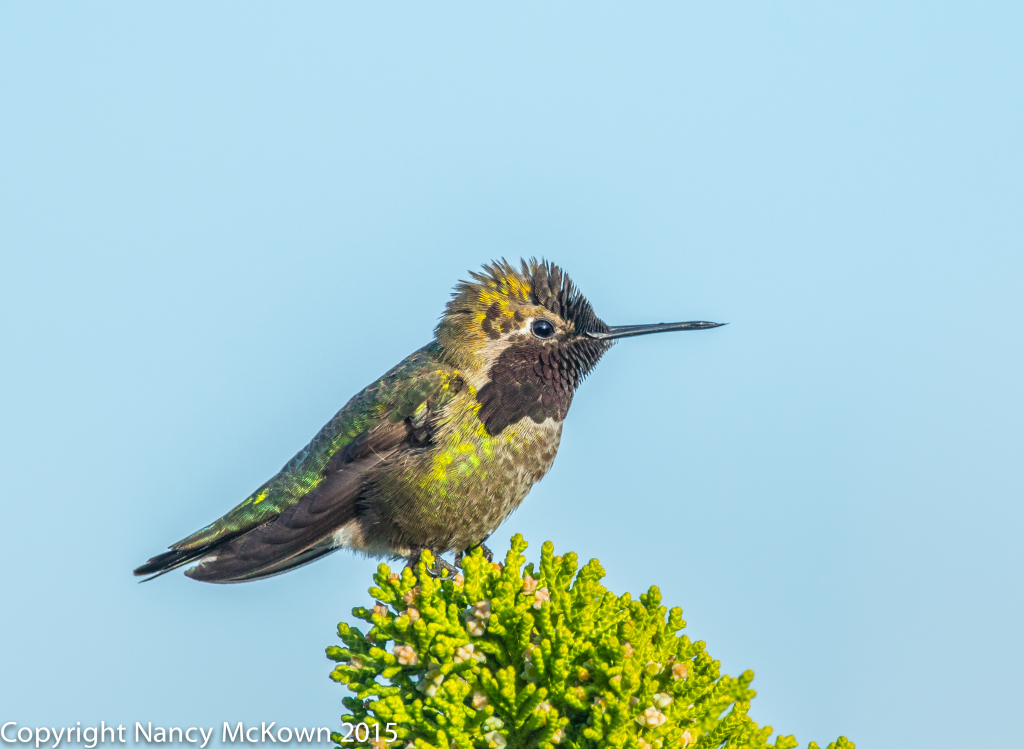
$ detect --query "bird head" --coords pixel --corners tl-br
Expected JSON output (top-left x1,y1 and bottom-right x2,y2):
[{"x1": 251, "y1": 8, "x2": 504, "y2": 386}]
[{"x1": 435, "y1": 259, "x2": 724, "y2": 393}]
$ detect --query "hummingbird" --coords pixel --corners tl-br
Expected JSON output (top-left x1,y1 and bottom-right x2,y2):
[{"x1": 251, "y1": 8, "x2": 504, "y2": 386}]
[{"x1": 134, "y1": 259, "x2": 723, "y2": 582}]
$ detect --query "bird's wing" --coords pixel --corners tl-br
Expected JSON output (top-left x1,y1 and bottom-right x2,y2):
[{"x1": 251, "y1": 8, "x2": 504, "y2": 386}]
[
  {"x1": 195, "y1": 535, "x2": 343, "y2": 583},
  {"x1": 134, "y1": 343, "x2": 464, "y2": 582}
]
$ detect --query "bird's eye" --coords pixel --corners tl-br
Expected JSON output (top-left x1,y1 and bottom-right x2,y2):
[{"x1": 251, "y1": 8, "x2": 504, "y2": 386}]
[{"x1": 531, "y1": 319, "x2": 555, "y2": 339}]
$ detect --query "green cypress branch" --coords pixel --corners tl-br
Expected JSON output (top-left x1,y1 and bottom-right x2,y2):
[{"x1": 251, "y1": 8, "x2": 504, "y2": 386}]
[{"x1": 327, "y1": 534, "x2": 853, "y2": 749}]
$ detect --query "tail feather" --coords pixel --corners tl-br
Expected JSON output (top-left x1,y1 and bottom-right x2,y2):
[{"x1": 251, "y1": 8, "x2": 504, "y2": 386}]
[{"x1": 133, "y1": 546, "x2": 215, "y2": 581}]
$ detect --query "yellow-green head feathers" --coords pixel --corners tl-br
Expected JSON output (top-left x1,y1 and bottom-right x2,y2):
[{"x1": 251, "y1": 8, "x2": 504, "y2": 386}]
[{"x1": 435, "y1": 259, "x2": 609, "y2": 372}]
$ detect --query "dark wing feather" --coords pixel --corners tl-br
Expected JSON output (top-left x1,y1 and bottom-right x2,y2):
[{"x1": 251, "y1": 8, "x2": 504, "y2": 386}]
[
  {"x1": 197, "y1": 539, "x2": 342, "y2": 583},
  {"x1": 183, "y1": 427, "x2": 401, "y2": 583},
  {"x1": 134, "y1": 424, "x2": 404, "y2": 583},
  {"x1": 134, "y1": 343, "x2": 463, "y2": 582}
]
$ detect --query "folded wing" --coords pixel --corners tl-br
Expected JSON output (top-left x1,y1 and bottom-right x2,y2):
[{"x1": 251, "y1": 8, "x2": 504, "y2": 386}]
[{"x1": 133, "y1": 344, "x2": 461, "y2": 583}]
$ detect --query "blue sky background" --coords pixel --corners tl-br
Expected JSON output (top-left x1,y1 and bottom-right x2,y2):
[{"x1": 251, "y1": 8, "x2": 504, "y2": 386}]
[{"x1": 1, "y1": 3, "x2": 1021, "y2": 748}]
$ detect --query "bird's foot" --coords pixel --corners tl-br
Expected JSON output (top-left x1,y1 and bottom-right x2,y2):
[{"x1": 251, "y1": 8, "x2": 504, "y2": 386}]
[
  {"x1": 432, "y1": 556, "x2": 459, "y2": 579},
  {"x1": 455, "y1": 541, "x2": 494, "y2": 569},
  {"x1": 408, "y1": 548, "x2": 459, "y2": 579}
]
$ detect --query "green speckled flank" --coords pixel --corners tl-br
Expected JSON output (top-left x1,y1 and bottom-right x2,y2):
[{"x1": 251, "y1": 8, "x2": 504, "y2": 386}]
[{"x1": 366, "y1": 386, "x2": 561, "y2": 552}]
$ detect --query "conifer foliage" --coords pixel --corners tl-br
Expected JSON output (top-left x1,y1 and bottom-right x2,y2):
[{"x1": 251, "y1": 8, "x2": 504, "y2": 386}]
[{"x1": 327, "y1": 535, "x2": 852, "y2": 749}]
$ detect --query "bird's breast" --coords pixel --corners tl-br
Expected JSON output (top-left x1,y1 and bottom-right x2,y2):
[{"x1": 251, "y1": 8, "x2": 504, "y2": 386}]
[
  {"x1": 368, "y1": 395, "x2": 564, "y2": 552},
  {"x1": 424, "y1": 401, "x2": 563, "y2": 515}
]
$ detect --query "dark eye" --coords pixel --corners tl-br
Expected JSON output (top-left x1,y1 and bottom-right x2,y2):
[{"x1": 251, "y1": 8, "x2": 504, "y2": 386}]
[{"x1": 531, "y1": 319, "x2": 555, "y2": 339}]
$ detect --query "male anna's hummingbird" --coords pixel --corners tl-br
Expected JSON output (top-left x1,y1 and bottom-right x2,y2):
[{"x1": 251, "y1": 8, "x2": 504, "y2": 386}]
[{"x1": 135, "y1": 259, "x2": 723, "y2": 582}]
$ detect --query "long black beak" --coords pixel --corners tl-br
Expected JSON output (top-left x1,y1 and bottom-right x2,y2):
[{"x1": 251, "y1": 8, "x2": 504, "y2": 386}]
[{"x1": 584, "y1": 321, "x2": 726, "y2": 340}]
